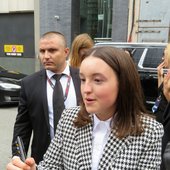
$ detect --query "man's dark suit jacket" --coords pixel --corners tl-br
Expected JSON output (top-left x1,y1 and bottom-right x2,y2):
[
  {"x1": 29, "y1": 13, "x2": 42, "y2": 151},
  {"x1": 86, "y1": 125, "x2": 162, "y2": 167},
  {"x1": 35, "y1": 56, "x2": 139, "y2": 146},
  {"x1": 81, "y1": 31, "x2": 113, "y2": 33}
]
[
  {"x1": 160, "y1": 103, "x2": 170, "y2": 170},
  {"x1": 155, "y1": 88, "x2": 170, "y2": 170},
  {"x1": 12, "y1": 67, "x2": 81, "y2": 164}
]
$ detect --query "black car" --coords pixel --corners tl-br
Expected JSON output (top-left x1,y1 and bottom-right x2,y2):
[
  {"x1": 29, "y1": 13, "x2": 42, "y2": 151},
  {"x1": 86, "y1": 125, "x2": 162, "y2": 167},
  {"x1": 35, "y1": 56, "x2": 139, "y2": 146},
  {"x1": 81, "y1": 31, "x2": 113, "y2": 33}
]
[
  {"x1": 0, "y1": 65, "x2": 27, "y2": 105},
  {"x1": 95, "y1": 42, "x2": 167, "y2": 111}
]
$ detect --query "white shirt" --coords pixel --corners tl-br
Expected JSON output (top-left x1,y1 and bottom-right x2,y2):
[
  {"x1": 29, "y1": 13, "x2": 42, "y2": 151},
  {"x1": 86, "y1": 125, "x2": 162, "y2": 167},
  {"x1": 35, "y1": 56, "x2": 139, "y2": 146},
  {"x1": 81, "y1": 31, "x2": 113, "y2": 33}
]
[
  {"x1": 46, "y1": 63, "x2": 77, "y2": 139},
  {"x1": 92, "y1": 114, "x2": 112, "y2": 170}
]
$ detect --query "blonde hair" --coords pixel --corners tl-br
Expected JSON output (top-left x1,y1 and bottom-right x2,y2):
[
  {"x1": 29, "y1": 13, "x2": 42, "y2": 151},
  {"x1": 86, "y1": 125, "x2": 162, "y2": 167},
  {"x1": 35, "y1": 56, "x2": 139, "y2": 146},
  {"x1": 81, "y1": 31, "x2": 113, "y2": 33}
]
[
  {"x1": 166, "y1": 44, "x2": 170, "y2": 67},
  {"x1": 69, "y1": 33, "x2": 94, "y2": 68}
]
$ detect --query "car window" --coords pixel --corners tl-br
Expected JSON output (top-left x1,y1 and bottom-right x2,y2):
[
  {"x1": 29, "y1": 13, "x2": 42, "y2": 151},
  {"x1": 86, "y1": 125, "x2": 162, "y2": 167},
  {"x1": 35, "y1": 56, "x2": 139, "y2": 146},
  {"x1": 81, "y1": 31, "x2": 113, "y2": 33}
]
[
  {"x1": 143, "y1": 48, "x2": 164, "y2": 68},
  {"x1": 121, "y1": 47, "x2": 144, "y2": 65},
  {"x1": 132, "y1": 48, "x2": 145, "y2": 64},
  {"x1": 95, "y1": 42, "x2": 166, "y2": 69}
]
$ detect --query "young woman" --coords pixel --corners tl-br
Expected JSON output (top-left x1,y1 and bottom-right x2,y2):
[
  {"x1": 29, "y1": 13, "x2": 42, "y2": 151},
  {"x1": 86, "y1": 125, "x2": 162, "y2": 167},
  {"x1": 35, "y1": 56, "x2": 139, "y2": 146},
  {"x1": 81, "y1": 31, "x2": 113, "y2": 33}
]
[{"x1": 7, "y1": 46, "x2": 163, "y2": 170}]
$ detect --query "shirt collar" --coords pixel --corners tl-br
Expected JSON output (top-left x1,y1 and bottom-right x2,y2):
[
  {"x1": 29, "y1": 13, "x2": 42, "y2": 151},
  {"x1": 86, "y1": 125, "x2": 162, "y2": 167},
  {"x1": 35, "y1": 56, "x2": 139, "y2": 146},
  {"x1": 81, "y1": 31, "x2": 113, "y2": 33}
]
[
  {"x1": 46, "y1": 62, "x2": 70, "y2": 79},
  {"x1": 93, "y1": 114, "x2": 112, "y2": 132}
]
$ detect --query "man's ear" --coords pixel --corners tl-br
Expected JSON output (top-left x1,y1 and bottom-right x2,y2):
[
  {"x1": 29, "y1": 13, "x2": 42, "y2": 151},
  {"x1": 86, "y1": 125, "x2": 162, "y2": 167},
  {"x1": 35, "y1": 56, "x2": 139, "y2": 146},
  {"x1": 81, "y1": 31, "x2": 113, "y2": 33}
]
[{"x1": 65, "y1": 47, "x2": 70, "y2": 59}]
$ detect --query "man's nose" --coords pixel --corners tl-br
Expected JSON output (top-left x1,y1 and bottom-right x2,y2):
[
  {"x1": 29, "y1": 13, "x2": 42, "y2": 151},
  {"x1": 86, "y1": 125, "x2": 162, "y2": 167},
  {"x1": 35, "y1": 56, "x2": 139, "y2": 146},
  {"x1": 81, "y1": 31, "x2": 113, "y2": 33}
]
[{"x1": 44, "y1": 50, "x2": 50, "y2": 58}]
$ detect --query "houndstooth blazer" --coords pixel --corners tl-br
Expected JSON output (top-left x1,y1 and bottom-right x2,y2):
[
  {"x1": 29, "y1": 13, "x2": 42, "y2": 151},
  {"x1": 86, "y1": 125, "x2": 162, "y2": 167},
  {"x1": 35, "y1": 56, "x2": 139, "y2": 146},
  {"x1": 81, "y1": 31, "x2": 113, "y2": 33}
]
[{"x1": 38, "y1": 106, "x2": 164, "y2": 170}]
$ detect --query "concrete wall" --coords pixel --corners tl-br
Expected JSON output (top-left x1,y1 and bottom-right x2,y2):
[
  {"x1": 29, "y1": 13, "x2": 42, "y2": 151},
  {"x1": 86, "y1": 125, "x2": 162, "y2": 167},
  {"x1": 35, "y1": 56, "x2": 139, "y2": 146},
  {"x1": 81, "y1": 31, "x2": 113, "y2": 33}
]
[
  {"x1": 112, "y1": 0, "x2": 129, "y2": 42},
  {"x1": 39, "y1": 0, "x2": 72, "y2": 47},
  {"x1": 39, "y1": 0, "x2": 80, "y2": 47}
]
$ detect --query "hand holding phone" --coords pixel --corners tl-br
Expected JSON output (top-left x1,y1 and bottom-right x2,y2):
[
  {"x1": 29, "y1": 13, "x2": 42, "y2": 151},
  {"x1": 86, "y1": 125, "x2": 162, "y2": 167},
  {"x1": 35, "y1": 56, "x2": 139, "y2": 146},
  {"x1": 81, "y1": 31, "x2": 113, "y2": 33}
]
[{"x1": 16, "y1": 136, "x2": 26, "y2": 162}]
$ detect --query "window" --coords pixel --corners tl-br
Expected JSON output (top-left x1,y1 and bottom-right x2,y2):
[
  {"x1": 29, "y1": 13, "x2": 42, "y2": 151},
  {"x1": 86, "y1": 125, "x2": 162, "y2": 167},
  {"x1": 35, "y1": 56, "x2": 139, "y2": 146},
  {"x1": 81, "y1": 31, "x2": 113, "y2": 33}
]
[
  {"x1": 143, "y1": 48, "x2": 164, "y2": 68},
  {"x1": 80, "y1": 0, "x2": 113, "y2": 39}
]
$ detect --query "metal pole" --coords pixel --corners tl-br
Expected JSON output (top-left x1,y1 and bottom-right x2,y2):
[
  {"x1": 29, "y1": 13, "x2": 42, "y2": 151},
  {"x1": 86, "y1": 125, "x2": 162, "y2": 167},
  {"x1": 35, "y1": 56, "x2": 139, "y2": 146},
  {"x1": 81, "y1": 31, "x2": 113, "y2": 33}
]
[{"x1": 34, "y1": 0, "x2": 40, "y2": 72}]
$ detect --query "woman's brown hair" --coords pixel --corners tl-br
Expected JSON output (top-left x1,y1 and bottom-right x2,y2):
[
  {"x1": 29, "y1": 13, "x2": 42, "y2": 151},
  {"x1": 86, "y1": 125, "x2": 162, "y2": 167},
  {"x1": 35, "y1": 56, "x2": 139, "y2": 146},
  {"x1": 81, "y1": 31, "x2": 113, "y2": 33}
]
[
  {"x1": 69, "y1": 33, "x2": 94, "y2": 68},
  {"x1": 74, "y1": 46, "x2": 149, "y2": 139}
]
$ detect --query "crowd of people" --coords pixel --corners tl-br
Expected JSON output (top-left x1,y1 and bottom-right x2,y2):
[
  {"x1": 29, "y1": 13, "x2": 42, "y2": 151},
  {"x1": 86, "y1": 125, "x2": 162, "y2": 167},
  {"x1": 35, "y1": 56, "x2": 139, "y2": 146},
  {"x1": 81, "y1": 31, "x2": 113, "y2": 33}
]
[{"x1": 5, "y1": 31, "x2": 170, "y2": 169}]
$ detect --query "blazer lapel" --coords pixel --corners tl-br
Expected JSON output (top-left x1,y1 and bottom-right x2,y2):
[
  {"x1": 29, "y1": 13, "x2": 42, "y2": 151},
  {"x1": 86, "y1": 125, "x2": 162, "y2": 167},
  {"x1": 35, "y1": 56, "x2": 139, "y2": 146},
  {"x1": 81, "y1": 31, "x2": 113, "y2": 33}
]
[
  {"x1": 98, "y1": 130, "x2": 132, "y2": 169},
  {"x1": 75, "y1": 123, "x2": 93, "y2": 169},
  {"x1": 69, "y1": 66, "x2": 81, "y2": 105},
  {"x1": 40, "y1": 70, "x2": 50, "y2": 131}
]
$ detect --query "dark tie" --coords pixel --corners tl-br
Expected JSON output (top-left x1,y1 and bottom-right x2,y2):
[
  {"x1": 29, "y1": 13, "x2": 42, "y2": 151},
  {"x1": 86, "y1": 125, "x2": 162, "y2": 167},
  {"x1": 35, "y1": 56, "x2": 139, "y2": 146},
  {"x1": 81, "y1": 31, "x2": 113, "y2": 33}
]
[{"x1": 53, "y1": 74, "x2": 65, "y2": 133}]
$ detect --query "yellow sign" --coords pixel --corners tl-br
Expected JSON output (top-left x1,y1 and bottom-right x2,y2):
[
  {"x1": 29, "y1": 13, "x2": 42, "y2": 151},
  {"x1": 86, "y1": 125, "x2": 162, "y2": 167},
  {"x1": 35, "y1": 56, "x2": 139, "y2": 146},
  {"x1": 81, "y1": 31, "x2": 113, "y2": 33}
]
[{"x1": 4, "y1": 45, "x2": 24, "y2": 53}]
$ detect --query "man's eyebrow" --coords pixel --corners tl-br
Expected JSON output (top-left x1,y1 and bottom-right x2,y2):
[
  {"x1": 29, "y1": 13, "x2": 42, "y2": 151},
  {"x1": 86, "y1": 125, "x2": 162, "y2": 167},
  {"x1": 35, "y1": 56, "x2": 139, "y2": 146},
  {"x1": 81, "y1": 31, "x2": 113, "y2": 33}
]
[{"x1": 39, "y1": 48, "x2": 58, "y2": 51}]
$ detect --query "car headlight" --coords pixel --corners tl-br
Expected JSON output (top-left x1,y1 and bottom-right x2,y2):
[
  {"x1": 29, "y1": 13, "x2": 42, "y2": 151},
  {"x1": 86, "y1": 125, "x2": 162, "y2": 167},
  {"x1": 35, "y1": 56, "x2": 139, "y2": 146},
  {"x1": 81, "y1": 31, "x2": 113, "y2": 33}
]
[{"x1": 0, "y1": 82, "x2": 21, "y2": 90}]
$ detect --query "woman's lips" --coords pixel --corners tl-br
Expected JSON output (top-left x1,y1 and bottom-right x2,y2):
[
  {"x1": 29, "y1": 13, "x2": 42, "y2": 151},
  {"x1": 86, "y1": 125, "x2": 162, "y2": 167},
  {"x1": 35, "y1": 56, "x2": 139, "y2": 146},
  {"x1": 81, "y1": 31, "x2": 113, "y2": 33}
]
[{"x1": 84, "y1": 98, "x2": 95, "y2": 105}]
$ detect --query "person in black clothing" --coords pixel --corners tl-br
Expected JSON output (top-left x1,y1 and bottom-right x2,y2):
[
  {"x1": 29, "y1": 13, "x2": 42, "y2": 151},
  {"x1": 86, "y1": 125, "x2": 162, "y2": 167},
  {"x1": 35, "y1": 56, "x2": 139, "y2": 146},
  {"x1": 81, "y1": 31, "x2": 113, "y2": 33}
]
[{"x1": 154, "y1": 44, "x2": 170, "y2": 169}]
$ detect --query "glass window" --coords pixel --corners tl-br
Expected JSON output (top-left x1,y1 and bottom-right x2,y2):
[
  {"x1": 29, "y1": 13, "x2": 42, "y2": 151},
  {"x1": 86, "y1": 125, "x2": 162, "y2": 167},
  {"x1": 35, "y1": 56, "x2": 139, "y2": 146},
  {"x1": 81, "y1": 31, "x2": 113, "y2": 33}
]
[
  {"x1": 143, "y1": 48, "x2": 164, "y2": 68},
  {"x1": 80, "y1": 0, "x2": 113, "y2": 39}
]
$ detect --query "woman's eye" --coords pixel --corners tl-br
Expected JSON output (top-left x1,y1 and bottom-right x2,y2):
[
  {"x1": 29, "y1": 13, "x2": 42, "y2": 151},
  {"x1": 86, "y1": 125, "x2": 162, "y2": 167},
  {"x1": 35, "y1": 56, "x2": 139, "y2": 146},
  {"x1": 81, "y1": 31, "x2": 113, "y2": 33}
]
[
  {"x1": 94, "y1": 79, "x2": 102, "y2": 83},
  {"x1": 80, "y1": 78, "x2": 85, "y2": 82}
]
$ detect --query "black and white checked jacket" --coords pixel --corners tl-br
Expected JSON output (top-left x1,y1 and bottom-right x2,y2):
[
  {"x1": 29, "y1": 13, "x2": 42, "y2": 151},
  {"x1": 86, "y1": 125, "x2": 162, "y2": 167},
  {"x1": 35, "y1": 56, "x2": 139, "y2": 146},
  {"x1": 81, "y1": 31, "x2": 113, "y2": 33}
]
[{"x1": 38, "y1": 107, "x2": 164, "y2": 170}]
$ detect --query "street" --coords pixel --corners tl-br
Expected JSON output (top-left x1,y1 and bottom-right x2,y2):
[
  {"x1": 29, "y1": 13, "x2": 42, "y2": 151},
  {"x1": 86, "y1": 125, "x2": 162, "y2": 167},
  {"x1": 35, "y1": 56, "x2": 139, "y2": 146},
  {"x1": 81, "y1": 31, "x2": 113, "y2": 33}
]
[{"x1": 0, "y1": 106, "x2": 17, "y2": 170}]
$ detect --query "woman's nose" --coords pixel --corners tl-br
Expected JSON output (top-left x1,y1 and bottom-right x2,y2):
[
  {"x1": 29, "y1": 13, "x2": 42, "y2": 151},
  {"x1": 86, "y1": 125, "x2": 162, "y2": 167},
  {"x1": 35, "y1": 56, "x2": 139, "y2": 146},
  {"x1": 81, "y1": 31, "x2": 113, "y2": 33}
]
[{"x1": 82, "y1": 82, "x2": 92, "y2": 93}]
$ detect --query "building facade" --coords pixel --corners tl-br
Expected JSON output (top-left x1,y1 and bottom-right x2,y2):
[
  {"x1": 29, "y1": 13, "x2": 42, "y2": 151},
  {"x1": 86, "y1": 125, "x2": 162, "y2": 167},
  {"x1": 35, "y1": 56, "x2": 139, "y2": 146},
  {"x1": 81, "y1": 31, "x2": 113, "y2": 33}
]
[
  {"x1": 0, "y1": 0, "x2": 128, "y2": 74},
  {"x1": 0, "y1": 0, "x2": 169, "y2": 74}
]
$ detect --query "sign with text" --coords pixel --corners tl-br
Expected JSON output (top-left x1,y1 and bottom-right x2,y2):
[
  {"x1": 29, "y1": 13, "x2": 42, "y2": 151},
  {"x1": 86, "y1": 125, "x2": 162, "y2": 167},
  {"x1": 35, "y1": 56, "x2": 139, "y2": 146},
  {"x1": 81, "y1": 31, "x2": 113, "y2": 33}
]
[{"x1": 4, "y1": 44, "x2": 24, "y2": 56}]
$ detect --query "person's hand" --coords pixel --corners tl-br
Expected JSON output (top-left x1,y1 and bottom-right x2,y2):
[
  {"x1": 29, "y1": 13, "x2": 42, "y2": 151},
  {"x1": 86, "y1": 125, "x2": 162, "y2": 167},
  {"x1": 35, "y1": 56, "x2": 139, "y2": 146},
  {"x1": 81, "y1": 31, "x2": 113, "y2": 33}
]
[
  {"x1": 163, "y1": 70, "x2": 170, "y2": 102},
  {"x1": 157, "y1": 61, "x2": 165, "y2": 77},
  {"x1": 157, "y1": 61, "x2": 166, "y2": 87},
  {"x1": 6, "y1": 156, "x2": 36, "y2": 170}
]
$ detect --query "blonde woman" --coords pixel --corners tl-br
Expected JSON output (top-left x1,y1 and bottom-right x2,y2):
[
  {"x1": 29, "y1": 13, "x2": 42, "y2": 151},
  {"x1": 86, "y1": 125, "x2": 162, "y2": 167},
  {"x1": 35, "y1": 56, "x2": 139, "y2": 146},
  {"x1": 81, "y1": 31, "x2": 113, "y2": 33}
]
[{"x1": 69, "y1": 33, "x2": 94, "y2": 68}]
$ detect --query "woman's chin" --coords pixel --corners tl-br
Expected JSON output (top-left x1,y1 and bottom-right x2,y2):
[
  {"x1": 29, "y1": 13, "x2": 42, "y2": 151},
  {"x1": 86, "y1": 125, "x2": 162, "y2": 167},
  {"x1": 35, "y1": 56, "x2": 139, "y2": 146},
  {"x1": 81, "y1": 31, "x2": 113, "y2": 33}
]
[{"x1": 85, "y1": 107, "x2": 95, "y2": 114}]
